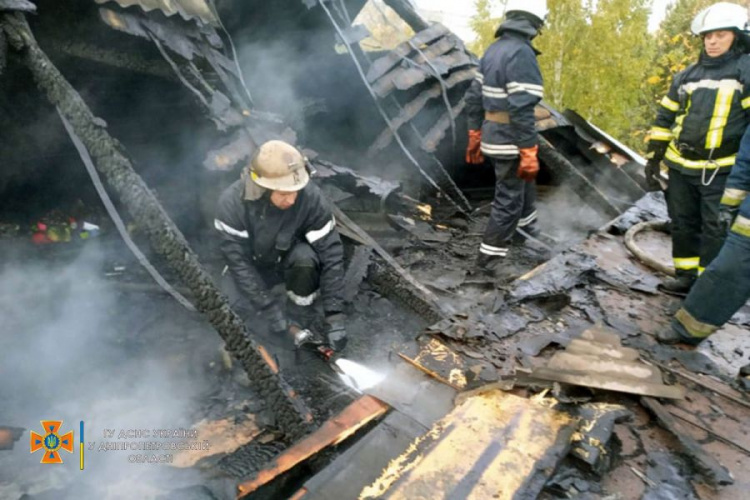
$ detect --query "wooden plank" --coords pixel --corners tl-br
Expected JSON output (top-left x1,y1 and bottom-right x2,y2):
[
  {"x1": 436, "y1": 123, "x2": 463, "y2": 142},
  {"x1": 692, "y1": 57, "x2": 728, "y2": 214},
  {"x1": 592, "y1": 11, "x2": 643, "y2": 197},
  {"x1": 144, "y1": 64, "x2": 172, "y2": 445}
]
[
  {"x1": 641, "y1": 397, "x2": 733, "y2": 487},
  {"x1": 360, "y1": 390, "x2": 576, "y2": 499},
  {"x1": 531, "y1": 367, "x2": 685, "y2": 400},
  {"x1": 667, "y1": 406, "x2": 750, "y2": 456},
  {"x1": 652, "y1": 361, "x2": 750, "y2": 410},
  {"x1": 236, "y1": 395, "x2": 390, "y2": 498}
]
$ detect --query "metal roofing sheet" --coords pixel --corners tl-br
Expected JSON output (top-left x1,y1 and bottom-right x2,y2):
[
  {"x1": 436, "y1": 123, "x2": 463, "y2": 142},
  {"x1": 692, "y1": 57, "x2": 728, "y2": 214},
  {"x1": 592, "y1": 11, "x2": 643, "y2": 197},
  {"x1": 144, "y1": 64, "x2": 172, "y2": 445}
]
[{"x1": 94, "y1": 0, "x2": 217, "y2": 25}]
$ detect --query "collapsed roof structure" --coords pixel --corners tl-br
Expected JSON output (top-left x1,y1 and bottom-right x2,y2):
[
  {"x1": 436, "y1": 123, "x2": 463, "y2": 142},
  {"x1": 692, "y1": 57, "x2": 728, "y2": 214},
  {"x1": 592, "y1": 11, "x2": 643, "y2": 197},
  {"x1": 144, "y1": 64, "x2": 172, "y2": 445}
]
[{"x1": 1, "y1": 1, "x2": 747, "y2": 499}]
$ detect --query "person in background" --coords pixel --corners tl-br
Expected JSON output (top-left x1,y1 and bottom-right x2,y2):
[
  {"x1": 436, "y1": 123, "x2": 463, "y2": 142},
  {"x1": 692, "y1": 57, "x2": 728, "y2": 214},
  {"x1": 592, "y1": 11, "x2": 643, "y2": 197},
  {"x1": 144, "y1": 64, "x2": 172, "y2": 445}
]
[
  {"x1": 465, "y1": 0, "x2": 547, "y2": 271},
  {"x1": 644, "y1": 2, "x2": 750, "y2": 296},
  {"x1": 214, "y1": 140, "x2": 347, "y2": 351}
]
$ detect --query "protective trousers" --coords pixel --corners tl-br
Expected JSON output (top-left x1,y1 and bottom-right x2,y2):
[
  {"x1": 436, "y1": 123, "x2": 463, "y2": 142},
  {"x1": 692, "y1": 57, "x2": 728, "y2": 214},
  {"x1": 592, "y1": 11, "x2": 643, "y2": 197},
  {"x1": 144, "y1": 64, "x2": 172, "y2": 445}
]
[
  {"x1": 673, "y1": 214, "x2": 750, "y2": 342},
  {"x1": 480, "y1": 157, "x2": 537, "y2": 257},
  {"x1": 225, "y1": 242, "x2": 321, "y2": 318},
  {"x1": 666, "y1": 170, "x2": 728, "y2": 276}
]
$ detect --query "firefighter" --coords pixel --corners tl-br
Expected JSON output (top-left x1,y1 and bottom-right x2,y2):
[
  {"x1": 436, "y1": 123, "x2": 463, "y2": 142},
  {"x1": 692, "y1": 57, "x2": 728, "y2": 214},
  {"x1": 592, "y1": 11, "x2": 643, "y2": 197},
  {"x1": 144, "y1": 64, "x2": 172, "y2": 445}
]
[
  {"x1": 645, "y1": 2, "x2": 750, "y2": 295},
  {"x1": 214, "y1": 140, "x2": 347, "y2": 351},
  {"x1": 465, "y1": 0, "x2": 547, "y2": 270},
  {"x1": 657, "y1": 125, "x2": 750, "y2": 346}
]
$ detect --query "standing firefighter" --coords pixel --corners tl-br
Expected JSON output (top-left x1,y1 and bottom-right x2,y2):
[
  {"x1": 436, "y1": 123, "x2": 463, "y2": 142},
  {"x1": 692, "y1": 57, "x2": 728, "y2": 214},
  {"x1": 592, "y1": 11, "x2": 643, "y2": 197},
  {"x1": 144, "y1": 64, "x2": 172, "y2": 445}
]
[
  {"x1": 645, "y1": 2, "x2": 750, "y2": 295},
  {"x1": 465, "y1": 0, "x2": 547, "y2": 269},
  {"x1": 658, "y1": 125, "x2": 750, "y2": 352},
  {"x1": 214, "y1": 140, "x2": 348, "y2": 351}
]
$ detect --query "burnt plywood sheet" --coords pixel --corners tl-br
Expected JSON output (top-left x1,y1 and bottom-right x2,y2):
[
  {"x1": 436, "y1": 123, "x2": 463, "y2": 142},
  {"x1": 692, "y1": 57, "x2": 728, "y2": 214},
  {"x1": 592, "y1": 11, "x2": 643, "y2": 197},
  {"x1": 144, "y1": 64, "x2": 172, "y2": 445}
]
[{"x1": 359, "y1": 390, "x2": 576, "y2": 499}]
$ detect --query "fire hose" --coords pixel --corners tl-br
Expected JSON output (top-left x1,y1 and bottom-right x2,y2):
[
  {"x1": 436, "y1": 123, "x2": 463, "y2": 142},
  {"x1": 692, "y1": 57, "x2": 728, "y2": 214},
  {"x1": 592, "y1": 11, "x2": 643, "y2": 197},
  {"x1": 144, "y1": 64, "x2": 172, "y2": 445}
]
[{"x1": 624, "y1": 220, "x2": 675, "y2": 277}]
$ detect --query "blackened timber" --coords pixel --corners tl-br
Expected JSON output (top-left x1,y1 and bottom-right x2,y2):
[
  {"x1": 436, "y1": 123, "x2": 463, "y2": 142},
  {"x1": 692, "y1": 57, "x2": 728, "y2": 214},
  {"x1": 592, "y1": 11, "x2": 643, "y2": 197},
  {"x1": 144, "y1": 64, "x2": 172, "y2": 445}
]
[
  {"x1": 381, "y1": 0, "x2": 430, "y2": 35},
  {"x1": 538, "y1": 137, "x2": 622, "y2": 219},
  {"x1": 0, "y1": 12, "x2": 312, "y2": 441},
  {"x1": 372, "y1": 50, "x2": 474, "y2": 98},
  {"x1": 332, "y1": 205, "x2": 446, "y2": 323},
  {"x1": 421, "y1": 100, "x2": 466, "y2": 154}
]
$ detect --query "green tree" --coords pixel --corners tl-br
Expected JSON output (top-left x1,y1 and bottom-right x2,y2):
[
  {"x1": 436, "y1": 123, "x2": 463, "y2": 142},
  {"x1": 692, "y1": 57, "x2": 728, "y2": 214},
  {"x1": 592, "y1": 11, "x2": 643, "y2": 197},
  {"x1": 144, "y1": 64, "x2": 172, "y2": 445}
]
[{"x1": 468, "y1": 0, "x2": 504, "y2": 55}]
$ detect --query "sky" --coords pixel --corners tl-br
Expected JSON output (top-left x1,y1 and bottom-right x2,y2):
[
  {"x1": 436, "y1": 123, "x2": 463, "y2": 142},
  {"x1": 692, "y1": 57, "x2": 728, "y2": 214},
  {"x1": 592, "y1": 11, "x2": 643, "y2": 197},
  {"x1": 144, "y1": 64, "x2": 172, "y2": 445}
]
[{"x1": 411, "y1": 0, "x2": 675, "y2": 42}]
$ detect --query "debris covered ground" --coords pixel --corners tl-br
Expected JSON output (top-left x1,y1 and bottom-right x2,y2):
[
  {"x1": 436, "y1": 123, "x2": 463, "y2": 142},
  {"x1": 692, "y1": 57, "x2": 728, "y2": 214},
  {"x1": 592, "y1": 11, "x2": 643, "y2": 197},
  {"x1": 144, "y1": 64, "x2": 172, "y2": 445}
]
[{"x1": 1, "y1": 1, "x2": 749, "y2": 499}]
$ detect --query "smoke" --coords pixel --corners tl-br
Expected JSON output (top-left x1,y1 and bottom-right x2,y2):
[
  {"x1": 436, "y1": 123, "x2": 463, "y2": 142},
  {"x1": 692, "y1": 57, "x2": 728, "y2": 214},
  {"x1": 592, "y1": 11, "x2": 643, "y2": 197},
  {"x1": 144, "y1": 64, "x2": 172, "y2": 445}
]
[
  {"x1": 0, "y1": 240, "x2": 230, "y2": 499},
  {"x1": 536, "y1": 184, "x2": 610, "y2": 246}
]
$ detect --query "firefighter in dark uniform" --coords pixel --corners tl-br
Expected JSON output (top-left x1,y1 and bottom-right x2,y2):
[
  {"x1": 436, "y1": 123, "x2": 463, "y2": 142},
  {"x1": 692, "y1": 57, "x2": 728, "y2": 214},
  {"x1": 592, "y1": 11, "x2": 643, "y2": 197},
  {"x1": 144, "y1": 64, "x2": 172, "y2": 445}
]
[
  {"x1": 214, "y1": 140, "x2": 347, "y2": 351},
  {"x1": 645, "y1": 2, "x2": 750, "y2": 295},
  {"x1": 465, "y1": 0, "x2": 547, "y2": 269},
  {"x1": 658, "y1": 124, "x2": 750, "y2": 348}
]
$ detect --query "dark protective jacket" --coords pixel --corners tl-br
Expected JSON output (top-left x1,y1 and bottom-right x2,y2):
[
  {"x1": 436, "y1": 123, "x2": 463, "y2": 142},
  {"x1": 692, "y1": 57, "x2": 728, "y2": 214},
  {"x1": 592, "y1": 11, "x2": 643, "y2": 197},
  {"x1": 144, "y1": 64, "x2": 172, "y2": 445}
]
[
  {"x1": 466, "y1": 17, "x2": 543, "y2": 158},
  {"x1": 721, "y1": 126, "x2": 750, "y2": 232},
  {"x1": 648, "y1": 47, "x2": 750, "y2": 176},
  {"x1": 214, "y1": 179, "x2": 344, "y2": 314}
]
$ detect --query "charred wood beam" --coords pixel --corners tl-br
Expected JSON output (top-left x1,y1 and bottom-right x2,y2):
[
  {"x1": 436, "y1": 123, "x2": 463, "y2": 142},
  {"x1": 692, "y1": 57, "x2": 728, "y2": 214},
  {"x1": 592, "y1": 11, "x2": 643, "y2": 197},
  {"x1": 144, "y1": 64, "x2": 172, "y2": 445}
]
[
  {"x1": 43, "y1": 39, "x2": 175, "y2": 81},
  {"x1": 366, "y1": 23, "x2": 449, "y2": 84},
  {"x1": 332, "y1": 204, "x2": 447, "y2": 323},
  {"x1": 372, "y1": 50, "x2": 474, "y2": 98},
  {"x1": 421, "y1": 99, "x2": 465, "y2": 154},
  {"x1": 538, "y1": 137, "x2": 622, "y2": 220},
  {"x1": 381, "y1": 0, "x2": 430, "y2": 33},
  {"x1": 0, "y1": 12, "x2": 313, "y2": 441}
]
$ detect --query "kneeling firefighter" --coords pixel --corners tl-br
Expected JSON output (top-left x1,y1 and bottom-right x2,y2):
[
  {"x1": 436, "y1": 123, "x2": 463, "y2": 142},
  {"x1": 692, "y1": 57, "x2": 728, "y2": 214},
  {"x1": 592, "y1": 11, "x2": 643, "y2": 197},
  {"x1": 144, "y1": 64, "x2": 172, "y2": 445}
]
[
  {"x1": 645, "y1": 2, "x2": 750, "y2": 295},
  {"x1": 465, "y1": 0, "x2": 547, "y2": 269},
  {"x1": 214, "y1": 140, "x2": 347, "y2": 351}
]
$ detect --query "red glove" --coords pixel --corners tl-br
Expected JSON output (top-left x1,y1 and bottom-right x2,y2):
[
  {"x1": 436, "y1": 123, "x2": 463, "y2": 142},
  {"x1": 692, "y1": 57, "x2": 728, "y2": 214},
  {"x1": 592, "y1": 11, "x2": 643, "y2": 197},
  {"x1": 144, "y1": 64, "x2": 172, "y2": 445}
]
[
  {"x1": 466, "y1": 130, "x2": 484, "y2": 164},
  {"x1": 517, "y1": 145, "x2": 540, "y2": 182}
]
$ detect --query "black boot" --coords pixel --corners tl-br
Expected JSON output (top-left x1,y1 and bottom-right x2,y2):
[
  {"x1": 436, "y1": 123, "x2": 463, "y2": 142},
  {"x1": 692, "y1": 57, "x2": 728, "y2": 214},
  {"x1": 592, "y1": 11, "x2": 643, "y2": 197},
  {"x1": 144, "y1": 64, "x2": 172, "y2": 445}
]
[
  {"x1": 477, "y1": 252, "x2": 505, "y2": 272},
  {"x1": 658, "y1": 274, "x2": 696, "y2": 297}
]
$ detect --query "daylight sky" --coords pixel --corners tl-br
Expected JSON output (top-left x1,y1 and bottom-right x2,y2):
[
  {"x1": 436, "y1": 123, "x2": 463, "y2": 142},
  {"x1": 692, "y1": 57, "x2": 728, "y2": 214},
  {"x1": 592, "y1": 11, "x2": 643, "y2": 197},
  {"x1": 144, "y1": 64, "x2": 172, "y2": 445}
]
[{"x1": 412, "y1": 0, "x2": 675, "y2": 42}]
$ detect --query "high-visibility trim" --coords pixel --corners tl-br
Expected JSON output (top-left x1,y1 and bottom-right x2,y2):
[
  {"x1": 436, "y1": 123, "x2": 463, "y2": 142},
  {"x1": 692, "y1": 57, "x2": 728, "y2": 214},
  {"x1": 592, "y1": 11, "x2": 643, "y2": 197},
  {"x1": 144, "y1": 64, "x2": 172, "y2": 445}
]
[
  {"x1": 214, "y1": 219, "x2": 249, "y2": 238},
  {"x1": 480, "y1": 243, "x2": 508, "y2": 257},
  {"x1": 742, "y1": 96, "x2": 750, "y2": 109},
  {"x1": 698, "y1": 266, "x2": 705, "y2": 275},
  {"x1": 481, "y1": 143, "x2": 519, "y2": 156},
  {"x1": 673, "y1": 256, "x2": 700, "y2": 270},
  {"x1": 306, "y1": 217, "x2": 336, "y2": 244},
  {"x1": 287, "y1": 290, "x2": 318, "y2": 306},
  {"x1": 518, "y1": 211, "x2": 538, "y2": 227},
  {"x1": 731, "y1": 214, "x2": 750, "y2": 238},
  {"x1": 660, "y1": 96, "x2": 680, "y2": 112},
  {"x1": 475, "y1": 72, "x2": 484, "y2": 84},
  {"x1": 720, "y1": 188, "x2": 748, "y2": 207},
  {"x1": 705, "y1": 87, "x2": 735, "y2": 149},
  {"x1": 482, "y1": 85, "x2": 508, "y2": 99},
  {"x1": 649, "y1": 127, "x2": 673, "y2": 142},
  {"x1": 680, "y1": 78, "x2": 743, "y2": 94},
  {"x1": 674, "y1": 307, "x2": 720, "y2": 339},
  {"x1": 507, "y1": 81, "x2": 544, "y2": 98},
  {"x1": 665, "y1": 147, "x2": 735, "y2": 170}
]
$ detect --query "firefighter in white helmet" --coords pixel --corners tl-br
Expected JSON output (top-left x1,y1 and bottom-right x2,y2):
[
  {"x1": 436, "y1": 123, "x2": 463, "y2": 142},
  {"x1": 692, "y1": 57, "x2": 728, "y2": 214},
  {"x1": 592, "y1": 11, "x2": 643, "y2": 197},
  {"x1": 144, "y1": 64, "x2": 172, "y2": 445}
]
[
  {"x1": 465, "y1": 0, "x2": 548, "y2": 270},
  {"x1": 214, "y1": 140, "x2": 347, "y2": 351},
  {"x1": 645, "y1": 2, "x2": 750, "y2": 296}
]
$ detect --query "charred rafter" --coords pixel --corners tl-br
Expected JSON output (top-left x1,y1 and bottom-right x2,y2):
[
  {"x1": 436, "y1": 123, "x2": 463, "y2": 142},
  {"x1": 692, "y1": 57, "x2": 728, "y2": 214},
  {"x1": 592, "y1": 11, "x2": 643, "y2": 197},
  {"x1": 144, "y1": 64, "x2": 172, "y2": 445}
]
[{"x1": 0, "y1": 11, "x2": 313, "y2": 441}]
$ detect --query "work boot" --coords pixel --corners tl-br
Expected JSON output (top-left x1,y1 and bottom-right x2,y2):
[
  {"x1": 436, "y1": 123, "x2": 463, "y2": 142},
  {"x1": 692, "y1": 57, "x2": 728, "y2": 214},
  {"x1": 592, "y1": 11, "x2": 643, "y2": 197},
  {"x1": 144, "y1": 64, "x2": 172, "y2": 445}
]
[
  {"x1": 657, "y1": 274, "x2": 696, "y2": 297},
  {"x1": 654, "y1": 319, "x2": 703, "y2": 346},
  {"x1": 476, "y1": 252, "x2": 505, "y2": 274}
]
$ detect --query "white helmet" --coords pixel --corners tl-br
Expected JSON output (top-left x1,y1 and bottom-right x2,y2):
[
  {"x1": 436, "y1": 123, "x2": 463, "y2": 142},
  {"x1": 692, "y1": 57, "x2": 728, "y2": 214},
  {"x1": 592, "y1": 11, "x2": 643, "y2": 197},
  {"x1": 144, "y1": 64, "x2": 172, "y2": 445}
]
[
  {"x1": 505, "y1": 0, "x2": 548, "y2": 23},
  {"x1": 249, "y1": 140, "x2": 309, "y2": 192},
  {"x1": 691, "y1": 2, "x2": 748, "y2": 35}
]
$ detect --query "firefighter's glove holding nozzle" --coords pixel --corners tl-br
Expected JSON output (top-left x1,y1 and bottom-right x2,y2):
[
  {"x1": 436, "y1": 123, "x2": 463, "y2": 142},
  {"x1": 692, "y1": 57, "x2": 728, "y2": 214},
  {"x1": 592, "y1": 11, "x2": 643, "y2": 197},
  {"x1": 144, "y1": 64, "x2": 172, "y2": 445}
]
[
  {"x1": 644, "y1": 159, "x2": 663, "y2": 192},
  {"x1": 719, "y1": 204, "x2": 739, "y2": 234},
  {"x1": 466, "y1": 130, "x2": 484, "y2": 164},
  {"x1": 324, "y1": 313, "x2": 348, "y2": 352},
  {"x1": 517, "y1": 145, "x2": 540, "y2": 182}
]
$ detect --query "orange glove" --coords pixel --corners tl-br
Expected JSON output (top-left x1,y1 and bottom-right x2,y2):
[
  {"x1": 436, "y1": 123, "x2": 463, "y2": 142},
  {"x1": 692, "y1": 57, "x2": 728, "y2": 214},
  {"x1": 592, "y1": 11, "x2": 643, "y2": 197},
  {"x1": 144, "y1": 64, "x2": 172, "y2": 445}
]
[
  {"x1": 517, "y1": 145, "x2": 539, "y2": 182},
  {"x1": 466, "y1": 130, "x2": 484, "y2": 164}
]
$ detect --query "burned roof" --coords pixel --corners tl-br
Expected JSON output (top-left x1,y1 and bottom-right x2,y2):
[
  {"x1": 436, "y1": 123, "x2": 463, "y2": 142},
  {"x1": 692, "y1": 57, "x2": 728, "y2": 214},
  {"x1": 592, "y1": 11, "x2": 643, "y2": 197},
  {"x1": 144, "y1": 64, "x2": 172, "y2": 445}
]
[{"x1": 94, "y1": 0, "x2": 217, "y2": 25}]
